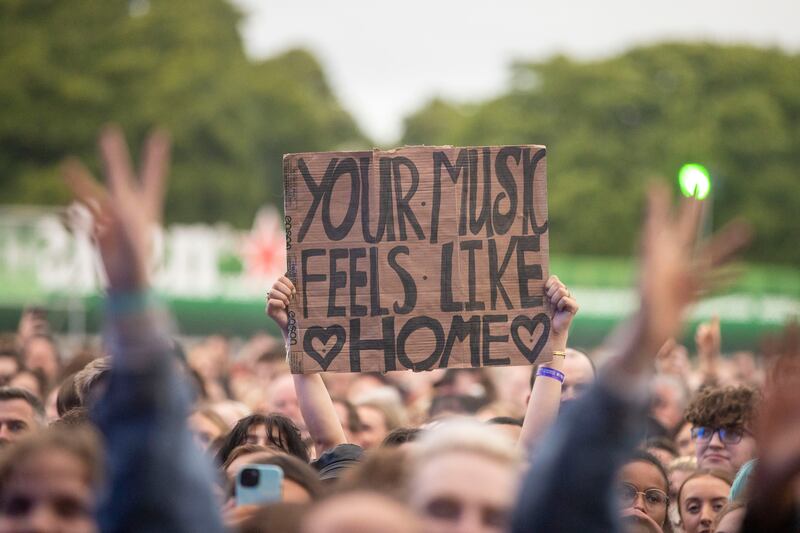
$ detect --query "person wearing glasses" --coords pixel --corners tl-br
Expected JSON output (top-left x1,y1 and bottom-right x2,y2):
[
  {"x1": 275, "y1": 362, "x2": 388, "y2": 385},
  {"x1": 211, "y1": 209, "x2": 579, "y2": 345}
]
[
  {"x1": 684, "y1": 386, "x2": 759, "y2": 476},
  {"x1": 617, "y1": 451, "x2": 673, "y2": 533}
]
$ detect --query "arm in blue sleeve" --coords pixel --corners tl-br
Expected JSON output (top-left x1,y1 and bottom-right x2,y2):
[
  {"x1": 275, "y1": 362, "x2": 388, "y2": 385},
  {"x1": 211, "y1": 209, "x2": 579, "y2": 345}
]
[
  {"x1": 511, "y1": 375, "x2": 648, "y2": 533},
  {"x1": 92, "y1": 292, "x2": 224, "y2": 533}
]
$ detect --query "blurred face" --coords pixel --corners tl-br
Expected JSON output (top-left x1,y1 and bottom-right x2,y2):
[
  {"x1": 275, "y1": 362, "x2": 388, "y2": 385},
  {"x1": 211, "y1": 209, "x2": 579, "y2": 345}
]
[
  {"x1": 561, "y1": 354, "x2": 594, "y2": 403},
  {"x1": 0, "y1": 400, "x2": 38, "y2": 446},
  {"x1": 679, "y1": 475, "x2": 730, "y2": 533},
  {"x1": 714, "y1": 507, "x2": 745, "y2": 533},
  {"x1": 188, "y1": 412, "x2": 224, "y2": 450},
  {"x1": 675, "y1": 422, "x2": 695, "y2": 457},
  {"x1": 0, "y1": 449, "x2": 96, "y2": 533},
  {"x1": 651, "y1": 382, "x2": 684, "y2": 432},
  {"x1": 668, "y1": 468, "x2": 694, "y2": 504},
  {"x1": 10, "y1": 372, "x2": 42, "y2": 400},
  {"x1": 0, "y1": 358, "x2": 19, "y2": 386},
  {"x1": 355, "y1": 406, "x2": 388, "y2": 450},
  {"x1": 618, "y1": 461, "x2": 669, "y2": 531},
  {"x1": 409, "y1": 451, "x2": 517, "y2": 533},
  {"x1": 24, "y1": 338, "x2": 59, "y2": 383},
  {"x1": 268, "y1": 375, "x2": 304, "y2": 429},
  {"x1": 693, "y1": 427, "x2": 756, "y2": 476}
]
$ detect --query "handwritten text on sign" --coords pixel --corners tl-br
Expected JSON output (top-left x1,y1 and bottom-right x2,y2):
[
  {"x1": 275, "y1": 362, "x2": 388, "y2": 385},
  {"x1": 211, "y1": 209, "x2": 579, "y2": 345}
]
[{"x1": 283, "y1": 145, "x2": 551, "y2": 373}]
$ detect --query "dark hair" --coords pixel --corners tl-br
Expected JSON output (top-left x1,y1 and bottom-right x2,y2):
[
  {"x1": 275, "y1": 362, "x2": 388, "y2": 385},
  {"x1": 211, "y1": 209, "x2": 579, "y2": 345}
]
[
  {"x1": 644, "y1": 437, "x2": 679, "y2": 458},
  {"x1": 487, "y1": 416, "x2": 523, "y2": 427},
  {"x1": 625, "y1": 450, "x2": 674, "y2": 533},
  {"x1": 685, "y1": 386, "x2": 760, "y2": 430},
  {"x1": 0, "y1": 387, "x2": 45, "y2": 422},
  {"x1": 215, "y1": 414, "x2": 309, "y2": 465},
  {"x1": 56, "y1": 374, "x2": 81, "y2": 417},
  {"x1": 676, "y1": 469, "x2": 734, "y2": 521},
  {"x1": 382, "y1": 427, "x2": 421, "y2": 447}
]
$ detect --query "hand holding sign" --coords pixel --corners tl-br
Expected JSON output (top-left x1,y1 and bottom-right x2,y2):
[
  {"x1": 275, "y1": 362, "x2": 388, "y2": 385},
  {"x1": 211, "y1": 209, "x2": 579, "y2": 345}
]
[{"x1": 545, "y1": 275, "x2": 579, "y2": 348}]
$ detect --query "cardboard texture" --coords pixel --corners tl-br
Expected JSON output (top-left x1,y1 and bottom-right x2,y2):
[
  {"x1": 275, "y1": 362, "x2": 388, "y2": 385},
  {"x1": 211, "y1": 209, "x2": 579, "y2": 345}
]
[{"x1": 283, "y1": 145, "x2": 551, "y2": 373}]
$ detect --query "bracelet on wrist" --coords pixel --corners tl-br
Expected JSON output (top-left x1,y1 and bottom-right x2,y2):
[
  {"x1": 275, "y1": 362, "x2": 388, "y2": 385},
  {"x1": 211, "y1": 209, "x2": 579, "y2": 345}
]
[{"x1": 536, "y1": 366, "x2": 565, "y2": 384}]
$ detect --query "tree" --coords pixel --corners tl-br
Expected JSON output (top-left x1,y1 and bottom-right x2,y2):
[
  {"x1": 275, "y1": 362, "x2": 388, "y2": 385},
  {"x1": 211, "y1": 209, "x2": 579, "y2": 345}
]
[
  {"x1": 400, "y1": 43, "x2": 800, "y2": 264},
  {"x1": 0, "y1": 0, "x2": 368, "y2": 227}
]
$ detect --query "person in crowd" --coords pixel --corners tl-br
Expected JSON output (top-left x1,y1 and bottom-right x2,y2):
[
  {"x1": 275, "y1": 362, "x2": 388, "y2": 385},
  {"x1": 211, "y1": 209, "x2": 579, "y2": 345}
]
[
  {"x1": 8, "y1": 367, "x2": 48, "y2": 401},
  {"x1": 666, "y1": 456, "x2": 697, "y2": 532},
  {"x1": 188, "y1": 406, "x2": 229, "y2": 452},
  {"x1": 216, "y1": 413, "x2": 309, "y2": 465},
  {"x1": 238, "y1": 502, "x2": 309, "y2": 533},
  {"x1": 617, "y1": 451, "x2": 673, "y2": 533},
  {"x1": 528, "y1": 347, "x2": 595, "y2": 407},
  {"x1": 676, "y1": 469, "x2": 733, "y2": 533},
  {"x1": 0, "y1": 350, "x2": 22, "y2": 387},
  {"x1": 650, "y1": 374, "x2": 689, "y2": 434},
  {"x1": 337, "y1": 447, "x2": 409, "y2": 498},
  {"x1": 332, "y1": 397, "x2": 362, "y2": 443},
  {"x1": 0, "y1": 387, "x2": 45, "y2": 446},
  {"x1": 406, "y1": 419, "x2": 520, "y2": 533},
  {"x1": 353, "y1": 399, "x2": 399, "y2": 450},
  {"x1": 54, "y1": 374, "x2": 82, "y2": 418},
  {"x1": 0, "y1": 426, "x2": 101, "y2": 533},
  {"x1": 673, "y1": 420, "x2": 696, "y2": 458},
  {"x1": 62, "y1": 125, "x2": 223, "y2": 531},
  {"x1": 644, "y1": 437, "x2": 680, "y2": 469},
  {"x1": 382, "y1": 427, "x2": 421, "y2": 448},
  {"x1": 21, "y1": 334, "x2": 61, "y2": 387},
  {"x1": 302, "y1": 492, "x2": 423, "y2": 533},
  {"x1": 684, "y1": 386, "x2": 759, "y2": 476},
  {"x1": 487, "y1": 416, "x2": 524, "y2": 442}
]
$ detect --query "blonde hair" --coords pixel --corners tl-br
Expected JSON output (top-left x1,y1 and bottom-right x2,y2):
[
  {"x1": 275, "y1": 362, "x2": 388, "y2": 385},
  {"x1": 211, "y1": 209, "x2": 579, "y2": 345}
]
[{"x1": 411, "y1": 418, "x2": 520, "y2": 468}]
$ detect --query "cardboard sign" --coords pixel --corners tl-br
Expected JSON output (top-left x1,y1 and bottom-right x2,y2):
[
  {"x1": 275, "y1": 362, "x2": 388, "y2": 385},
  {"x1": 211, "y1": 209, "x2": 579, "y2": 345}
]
[{"x1": 283, "y1": 145, "x2": 551, "y2": 373}]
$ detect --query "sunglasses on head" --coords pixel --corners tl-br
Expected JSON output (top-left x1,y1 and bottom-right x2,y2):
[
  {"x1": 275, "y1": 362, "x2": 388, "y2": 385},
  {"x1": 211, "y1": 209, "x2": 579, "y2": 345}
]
[{"x1": 690, "y1": 426, "x2": 747, "y2": 444}]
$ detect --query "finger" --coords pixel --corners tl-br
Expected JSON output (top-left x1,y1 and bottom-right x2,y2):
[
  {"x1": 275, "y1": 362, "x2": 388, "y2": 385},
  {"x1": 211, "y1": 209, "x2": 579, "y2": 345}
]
[
  {"x1": 698, "y1": 219, "x2": 752, "y2": 269},
  {"x1": 676, "y1": 196, "x2": 704, "y2": 249},
  {"x1": 273, "y1": 279, "x2": 294, "y2": 299},
  {"x1": 557, "y1": 296, "x2": 579, "y2": 314},
  {"x1": 267, "y1": 298, "x2": 286, "y2": 315},
  {"x1": 140, "y1": 129, "x2": 171, "y2": 222},
  {"x1": 547, "y1": 281, "x2": 566, "y2": 298},
  {"x1": 99, "y1": 124, "x2": 136, "y2": 198},
  {"x1": 549, "y1": 287, "x2": 569, "y2": 305},
  {"x1": 279, "y1": 275, "x2": 296, "y2": 294},
  {"x1": 62, "y1": 158, "x2": 109, "y2": 208},
  {"x1": 545, "y1": 275, "x2": 560, "y2": 290},
  {"x1": 644, "y1": 182, "x2": 670, "y2": 243},
  {"x1": 268, "y1": 289, "x2": 290, "y2": 307}
]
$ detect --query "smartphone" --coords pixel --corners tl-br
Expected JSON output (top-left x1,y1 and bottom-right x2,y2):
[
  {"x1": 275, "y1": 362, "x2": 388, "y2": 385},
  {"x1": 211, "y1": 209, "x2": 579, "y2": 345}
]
[{"x1": 235, "y1": 464, "x2": 283, "y2": 506}]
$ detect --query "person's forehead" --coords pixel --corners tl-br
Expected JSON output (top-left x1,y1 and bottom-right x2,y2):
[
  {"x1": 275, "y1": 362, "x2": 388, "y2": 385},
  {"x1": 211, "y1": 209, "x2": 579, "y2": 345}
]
[
  {"x1": 563, "y1": 355, "x2": 594, "y2": 382},
  {"x1": 0, "y1": 399, "x2": 36, "y2": 420},
  {"x1": 412, "y1": 451, "x2": 516, "y2": 500},
  {"x1": 680, "y1": 475, "x2": 730, "y2": 501},
  {"x1": 621, "y1": 461, "x2": 666, "y2": 490}
]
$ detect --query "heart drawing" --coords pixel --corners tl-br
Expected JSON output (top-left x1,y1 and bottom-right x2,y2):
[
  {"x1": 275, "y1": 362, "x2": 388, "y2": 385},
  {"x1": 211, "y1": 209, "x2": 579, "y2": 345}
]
[
  {"x1": 303, "y1": 325, "x2": 346, "y2": 370},
  {"x1": 511, "y1": 313, "x2": 551, "y2": 363}
]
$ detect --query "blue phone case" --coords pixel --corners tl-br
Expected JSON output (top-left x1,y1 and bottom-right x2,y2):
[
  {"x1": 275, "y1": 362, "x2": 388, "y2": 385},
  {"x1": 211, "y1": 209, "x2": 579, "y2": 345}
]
[{"x1": 235, "y1": 464, "x2": 283, "y2": 506}]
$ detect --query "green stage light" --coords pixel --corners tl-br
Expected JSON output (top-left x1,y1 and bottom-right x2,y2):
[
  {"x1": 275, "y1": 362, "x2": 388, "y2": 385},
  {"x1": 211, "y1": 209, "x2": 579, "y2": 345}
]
[{"x1": 678, "y1": 163, "x2": 711, "y2": 200}]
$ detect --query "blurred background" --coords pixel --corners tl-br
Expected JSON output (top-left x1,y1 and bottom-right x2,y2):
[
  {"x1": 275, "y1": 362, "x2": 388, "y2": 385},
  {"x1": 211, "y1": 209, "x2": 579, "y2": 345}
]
[{"x1": 1, "y1": 0, "x2": 798, "y2": 351}]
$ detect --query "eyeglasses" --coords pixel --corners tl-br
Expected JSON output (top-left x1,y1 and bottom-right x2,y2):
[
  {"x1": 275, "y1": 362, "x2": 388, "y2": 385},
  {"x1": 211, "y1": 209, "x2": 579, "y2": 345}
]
[
  {"x1": 617, "y1": 483, "x2": 669, "y2": 510},
  {"x1": 690, "y1": 426, "x2": 748, "y2": 444}
]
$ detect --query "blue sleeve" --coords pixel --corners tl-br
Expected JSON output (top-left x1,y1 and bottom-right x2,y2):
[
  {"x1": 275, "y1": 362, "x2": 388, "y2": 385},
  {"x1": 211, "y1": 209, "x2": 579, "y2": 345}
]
[
  {"x1": 91, "y1": 293, "x2": 224, "y2": 533},
  {"x1": 511, "y1": 377, "x2": 647, "y2": 533}
]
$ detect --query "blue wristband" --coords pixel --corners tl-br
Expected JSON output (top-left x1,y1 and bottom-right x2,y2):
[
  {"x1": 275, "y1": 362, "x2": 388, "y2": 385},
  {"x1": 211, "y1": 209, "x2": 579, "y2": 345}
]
[{"x1": 536, "y1": 366, "x2": 565, "y2": 384}]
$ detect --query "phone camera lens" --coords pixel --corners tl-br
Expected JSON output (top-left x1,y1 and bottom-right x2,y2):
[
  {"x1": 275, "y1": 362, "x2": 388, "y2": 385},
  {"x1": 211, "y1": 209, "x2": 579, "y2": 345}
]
[{"x1": 240, "y1": 468, "x2": 260, "y2": 487}]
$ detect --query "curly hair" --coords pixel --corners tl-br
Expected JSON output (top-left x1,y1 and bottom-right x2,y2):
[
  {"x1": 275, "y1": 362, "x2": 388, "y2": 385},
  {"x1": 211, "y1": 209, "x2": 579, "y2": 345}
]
[{"x1": 684, "y1": 386, "x2": 759, "y2": 430}]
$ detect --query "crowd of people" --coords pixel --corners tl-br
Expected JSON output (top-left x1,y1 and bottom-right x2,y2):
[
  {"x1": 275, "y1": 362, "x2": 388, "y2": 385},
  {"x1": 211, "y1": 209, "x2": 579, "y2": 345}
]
[{"x1": 0, "y1": 126, "x2": 797, "y2": 533}]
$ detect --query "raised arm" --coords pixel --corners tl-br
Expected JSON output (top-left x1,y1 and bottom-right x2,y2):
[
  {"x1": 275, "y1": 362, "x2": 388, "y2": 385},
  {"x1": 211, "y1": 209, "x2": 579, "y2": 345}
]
[
  {"x1": 267, "y1": 275, "x2": 347, "y2": 455},
  {"x1": 512, "y1": 184, "x2": 750, "y2": 533},
  {"x1": 518, "y1": 275, "x2": 578, "y2": 452},
  {"x1": 63, "y1": 126, "x2": 223, "y2": 533}
]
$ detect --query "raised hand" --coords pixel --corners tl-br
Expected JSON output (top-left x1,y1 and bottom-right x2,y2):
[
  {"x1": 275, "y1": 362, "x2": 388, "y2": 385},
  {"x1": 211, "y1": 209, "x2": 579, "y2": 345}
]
[
  {"x1": 545, "y1": 275, "x2": 579, "y2": 345},
  {"x1": 266, "y1": 275, "x2": 296, "y2": 342},
  {"x1": 62, "y1": 125, "x2": 169, "y2": 292}
]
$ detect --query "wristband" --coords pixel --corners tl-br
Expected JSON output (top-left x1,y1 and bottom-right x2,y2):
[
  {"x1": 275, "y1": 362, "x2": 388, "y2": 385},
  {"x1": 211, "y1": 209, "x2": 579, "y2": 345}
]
[{"x1": 536, "y1": 367, "x2": 565, "y2": 384}]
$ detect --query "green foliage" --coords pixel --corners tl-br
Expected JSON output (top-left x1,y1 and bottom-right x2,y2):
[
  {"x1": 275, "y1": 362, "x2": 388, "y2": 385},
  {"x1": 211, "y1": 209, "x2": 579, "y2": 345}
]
[
  {"x1": 0, "y1": 0, "x2": 368, "y2": 227},
  {"x1": 401, "y1": 43, "x2": 800, "y2": 264}
]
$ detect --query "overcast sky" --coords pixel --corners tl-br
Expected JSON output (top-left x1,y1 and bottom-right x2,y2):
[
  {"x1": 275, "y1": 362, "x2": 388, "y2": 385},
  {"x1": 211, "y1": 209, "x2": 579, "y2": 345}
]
[{"x1": 232, "y1": 0, "x2": 800, "y2": 144}]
